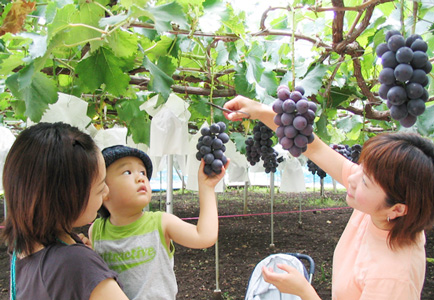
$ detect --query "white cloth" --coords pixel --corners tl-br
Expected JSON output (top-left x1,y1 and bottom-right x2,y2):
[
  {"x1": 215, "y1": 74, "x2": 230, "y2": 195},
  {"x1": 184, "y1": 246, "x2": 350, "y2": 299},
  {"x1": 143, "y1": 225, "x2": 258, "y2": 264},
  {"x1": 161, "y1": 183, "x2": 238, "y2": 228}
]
[
  {"x1": 0, "y1": 126, "x2": 16, "y2": 193},
  {"x1": 245, "y1": 254, "x2": 305, "y2": 300}
]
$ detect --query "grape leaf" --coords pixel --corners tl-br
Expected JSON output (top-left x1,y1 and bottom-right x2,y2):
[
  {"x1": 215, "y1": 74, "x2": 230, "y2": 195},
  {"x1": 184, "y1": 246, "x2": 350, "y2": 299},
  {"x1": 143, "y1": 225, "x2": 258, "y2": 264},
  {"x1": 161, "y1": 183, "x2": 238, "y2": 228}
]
[
  {"x1": 147, "y1": 2, "x2": 188, "y2": 33},
  {"x1": 116, "y1": 98, "x2": 151, "y2": 144},
  {"x1": 75, "y1": 47, "x2": 130, "y2": 96},
  {"x1": 107, "y1": 30, "x2": 139, "y2": 58},
  {"x1": 143, "y1": 35, "x2": 174, "y2": 59},
  {"x1": 234, "y1": 63, "x2": 256, "y2": 99},
  {"x1": 260, "y1": 69, "x2": 278, "y2": 96},
  {"x1": 297, "y1": 64, "x2": 329, "y2": 97},
  {"x1": 143, "y1": 57, "x2": 174, "y2": 100},
  {"x1": 230, "y1": 132, "x2": 248, "y2": 154},
  {"x1": 336, "y1": 115, "x2": 364, "y2": 140},
  {"x1": 215, "y1": 42, "x2": 229, "y2": 66},
  {"x1": 416, "y1": 105, "x2": 434, "y2": 137},
  {"x1": 246, "y1": 43, "x2": 265, "y2": 83},
  {"x1": 5, "y1": 64, "x2": 58, "y2": 122},
  {"x1": 120, "y1": 0, "x2": 149, "y2": 10}
]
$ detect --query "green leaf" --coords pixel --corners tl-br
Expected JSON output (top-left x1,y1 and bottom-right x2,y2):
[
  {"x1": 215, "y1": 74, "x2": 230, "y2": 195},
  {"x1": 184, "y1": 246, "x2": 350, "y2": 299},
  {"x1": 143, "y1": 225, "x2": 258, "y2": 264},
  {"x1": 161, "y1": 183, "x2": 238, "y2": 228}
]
[
  {"x1": 5, "y1": 64, "x2": 58, "y2": 122},
  {"x1": 234, "y1": 63, "x2": 256, "y2": 99},
  {"x1": 116, "y1": 98, "x2": 150, "y2": 145},
  {"x1": 215, "y1": 42, "x2": 229, "y2": 66},
  {"x1": 259, "y1": 70, "x2": 278, "y2": 96},
  {"x1": 336, "y1": 115, "x2": 364, "y2": 140},
  {"x1": 75, "y1": 47, "x2": 130, "y2": 96},
  {"x1": 107, "y1": 30, "x2": 139, "y2": 58},
  {"x1": 143, "y1": 35, "x2": 174, "y2": 58},
  {"x1": 231, "y1": 132, "x2": 248, "y2": 154},
  {"x1": 157, "y1": 56, "x2": 177, "y2": 77},
  {"x1": 329, "y1": 86, "x2": 356, "y2": 108},
  {"x1": 416, "y1": 105, "x2": 434, "y2": 137},
  {"x1": 143, "y1": 57, "x2": 174, "y2": 100},
  {"x1": 0, "y1": 52, "x2": 25, "y2": 75},
  {"x1": 246, "y1": 43, "x2": 265, "y2": 83},
  {"x1": 147, "y1": 2, "x2": 188, "y2": 33},
  {"x1": 297, "y1": 64, "x2": 329, "y2": 97},
  {"x1": 121, "y1": 0, "x2": 149, "y2": 10},
  {"x1": 315, "y1": 114, "x2": 332, "y2": 142}
]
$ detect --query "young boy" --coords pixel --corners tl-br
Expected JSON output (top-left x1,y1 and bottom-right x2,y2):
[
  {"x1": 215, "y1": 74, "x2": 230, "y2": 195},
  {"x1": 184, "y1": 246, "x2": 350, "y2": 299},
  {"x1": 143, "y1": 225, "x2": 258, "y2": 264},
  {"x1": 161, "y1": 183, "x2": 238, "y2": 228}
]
[{"x1": 89, "y1": 145, "x2": 228, "y2": 300}]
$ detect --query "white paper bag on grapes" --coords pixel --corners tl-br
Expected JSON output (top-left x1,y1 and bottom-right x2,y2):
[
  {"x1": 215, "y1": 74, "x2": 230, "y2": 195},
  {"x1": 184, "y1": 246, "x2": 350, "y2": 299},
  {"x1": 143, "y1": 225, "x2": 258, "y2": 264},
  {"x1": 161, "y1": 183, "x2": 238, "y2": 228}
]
[
  {"x1": 140, "y1": 93, "x2": 191, "y2": 121},
  {"x1": 224, "y1": 139, "x2": 249, "y2": 184},
  {"x1": 0, "y1": 126, "x2": 16, "y2": 193},
  {"x1": 149, "y1": 107, "x2": 190, "y2": 156},
  {"x1": 141, "y1": 93, "x2": 191, "y2": 156},
  {"x1": 27, "y1": 93, "x2": 95, "y2": 135},
  {"x1": 93, "y1": 126, "x2": 128, "y2": 150},
  {"x1": 185, "y1": 122, "x2": 224, "y2": 192},
  {"x1": 280, "y1": 157, "x2": 306, "y2": 193}
]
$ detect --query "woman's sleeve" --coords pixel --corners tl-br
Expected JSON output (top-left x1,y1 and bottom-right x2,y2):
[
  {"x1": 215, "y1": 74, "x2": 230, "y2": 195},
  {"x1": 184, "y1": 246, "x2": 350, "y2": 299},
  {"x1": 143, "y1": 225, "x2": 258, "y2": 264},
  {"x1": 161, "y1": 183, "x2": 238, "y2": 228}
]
[{"x1": 43, "y1": 244, "x2": 121, "y2": 300}]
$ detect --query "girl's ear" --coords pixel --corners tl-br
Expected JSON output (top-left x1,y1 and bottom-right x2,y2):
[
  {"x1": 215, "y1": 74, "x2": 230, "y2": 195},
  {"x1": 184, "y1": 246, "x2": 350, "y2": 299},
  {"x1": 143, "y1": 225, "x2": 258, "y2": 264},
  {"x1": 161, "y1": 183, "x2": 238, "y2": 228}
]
[{"x1": 391, "y1": 203, "x2": 408, "y2": 218}]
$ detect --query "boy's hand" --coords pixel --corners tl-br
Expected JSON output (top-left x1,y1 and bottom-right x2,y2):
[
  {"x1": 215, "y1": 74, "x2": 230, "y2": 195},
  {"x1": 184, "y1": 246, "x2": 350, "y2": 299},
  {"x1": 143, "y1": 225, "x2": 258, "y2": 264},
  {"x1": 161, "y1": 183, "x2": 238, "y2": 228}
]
[
  {"x1": 198, "y1": 158, "x2": 229, "y2": 188},
  {"x1": 77, "y1": 233, "x2": 92, "y2": 248}
]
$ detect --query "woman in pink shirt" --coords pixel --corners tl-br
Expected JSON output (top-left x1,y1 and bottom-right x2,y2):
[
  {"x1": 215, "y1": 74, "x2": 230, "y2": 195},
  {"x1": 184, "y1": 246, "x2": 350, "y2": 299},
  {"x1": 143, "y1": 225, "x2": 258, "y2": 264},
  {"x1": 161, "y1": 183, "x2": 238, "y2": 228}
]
[{"x1": 223, "y1": 96, "x2": 434, "y2": 300}]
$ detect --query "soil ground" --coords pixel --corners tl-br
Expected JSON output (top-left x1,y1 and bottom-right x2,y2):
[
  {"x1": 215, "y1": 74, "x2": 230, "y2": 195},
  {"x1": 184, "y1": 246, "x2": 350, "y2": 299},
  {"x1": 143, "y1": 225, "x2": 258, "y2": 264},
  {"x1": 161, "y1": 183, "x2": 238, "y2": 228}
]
[{"x1": 0, "y1": 189, "x2": 433, "y2": 299}]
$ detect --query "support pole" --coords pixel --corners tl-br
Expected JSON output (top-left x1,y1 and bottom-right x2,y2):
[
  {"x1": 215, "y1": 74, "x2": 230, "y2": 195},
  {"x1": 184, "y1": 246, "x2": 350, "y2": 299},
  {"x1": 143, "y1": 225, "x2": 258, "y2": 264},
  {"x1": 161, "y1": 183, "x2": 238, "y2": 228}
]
[
  {"x1": 243, "y1": 181, "x2": 248, "y2": 215},
  {"x1": 213, "y1": 192, "x2": 221, "y2": 299},
  {"x1": 270, "y1": 172, "x2": 275, "y2": 248},
  {"x1": 166, "y1": 155, "x2": 173, "y2": 214}
]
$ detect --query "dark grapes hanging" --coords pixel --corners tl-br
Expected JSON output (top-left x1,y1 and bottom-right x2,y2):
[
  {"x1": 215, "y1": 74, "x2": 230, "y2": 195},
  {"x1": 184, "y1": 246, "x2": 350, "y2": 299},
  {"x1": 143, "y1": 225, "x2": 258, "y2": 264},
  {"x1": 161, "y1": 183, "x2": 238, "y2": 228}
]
[
  {"x1": 272, "y1": 85, "x2": 318, "y2": 157},
  {"x1": 306, "y1": 143, "x2": 362, "y2": 179},
  {"x1": 244, "y1": 122, "x2": 282, "y2": 174},
  {"x1": 196, "y1": 122, "x2": 229, "y2": 175},
  {"x1": 377, "y1": 30, "x2": 432, "y2": 128},
  {"x1": 307, "y1": 159, "x2": 327, "y2": 179}
]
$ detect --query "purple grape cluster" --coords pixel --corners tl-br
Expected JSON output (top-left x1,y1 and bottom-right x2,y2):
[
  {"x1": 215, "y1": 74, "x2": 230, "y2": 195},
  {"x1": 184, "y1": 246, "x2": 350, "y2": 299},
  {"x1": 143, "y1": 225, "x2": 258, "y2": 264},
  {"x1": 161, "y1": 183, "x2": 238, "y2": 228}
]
[
  {"x1": 330, "y1": 144, "x2": 352, "y2": 160},
  {"x1": 350, "y1": 144, "x2": 362, "y2": 163},
  {"x1": 196, "y1": 122, "x2": 229, "y2": 175},
  {"x1": 377, "y1": 30, "x2": 432, "y2": 127},
  {"x1": 307, "y1": 159, "x2": 327, "y2": 179},
  {"x1": 307, "y1": 143, "x2": 362, "y2": 179},
  {"x1": 330, "y1": 143, "x2": 363, "y2": 163},
  {"x1": 272, "y1": 85, "x2": 317, "y2": 157},
  {"x1": 245, "y1": 122, "x2": 282, "y2": 173}
]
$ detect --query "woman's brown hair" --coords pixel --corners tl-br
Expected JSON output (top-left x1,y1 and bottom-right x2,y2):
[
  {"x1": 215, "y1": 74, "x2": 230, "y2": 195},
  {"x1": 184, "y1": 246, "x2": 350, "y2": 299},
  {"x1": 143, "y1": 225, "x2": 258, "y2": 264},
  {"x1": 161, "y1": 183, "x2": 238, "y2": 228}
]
[
  {"x1": 359, "y1": 132, "x2": 434, "y2": 249},
  {"x1": 1, "y1": 122, "x2": 100, "y2": 256}
]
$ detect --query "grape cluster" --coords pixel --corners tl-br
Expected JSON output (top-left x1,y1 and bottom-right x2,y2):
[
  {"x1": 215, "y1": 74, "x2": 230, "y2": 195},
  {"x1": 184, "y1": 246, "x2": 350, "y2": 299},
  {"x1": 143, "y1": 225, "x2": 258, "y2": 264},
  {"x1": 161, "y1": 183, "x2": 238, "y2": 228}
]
[
  {"x1": 377, "y1": 30, "x2": 432, "y2": 127},
  {"x1": 307, "y1": 143, "x2": 362, "y2": 179},
  {"x1": 307, "y1": 159, "x2": 327, "y2": 179},
  {"x1": 245, "y1": 122, "x2": 282, "y2": 173},
  {"x1": 350, "y1": 144, "x2": 362, "y2": 163},
  {"x1": 330, "y1": 144, "x2": 352, "y2": 160},
  {"x1": 196, "y1": 122, "x2": 229, "y2": 175},
  {"x1": 272, "y1": 85, "x2": 317, "y2": 157},
  {"x1": 330, "y1": 143, "x2": 363, "y2": 163}
]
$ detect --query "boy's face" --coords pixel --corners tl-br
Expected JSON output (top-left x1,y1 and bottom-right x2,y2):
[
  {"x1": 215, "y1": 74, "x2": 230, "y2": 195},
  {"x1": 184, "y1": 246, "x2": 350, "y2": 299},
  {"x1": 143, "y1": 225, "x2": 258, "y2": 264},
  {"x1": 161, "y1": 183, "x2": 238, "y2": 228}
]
[{"x1": 104, "y1": 156, "x2": 152, "y2": 215}]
